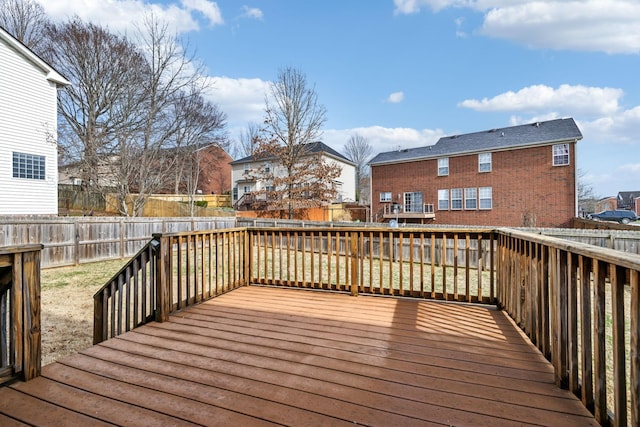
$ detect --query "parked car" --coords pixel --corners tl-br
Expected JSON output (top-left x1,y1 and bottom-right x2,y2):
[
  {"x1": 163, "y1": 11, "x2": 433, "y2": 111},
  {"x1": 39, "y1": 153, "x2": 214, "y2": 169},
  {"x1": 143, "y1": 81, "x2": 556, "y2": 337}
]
[{"x1": 587, "y1": 209, "x2": 639, "y2": 224}]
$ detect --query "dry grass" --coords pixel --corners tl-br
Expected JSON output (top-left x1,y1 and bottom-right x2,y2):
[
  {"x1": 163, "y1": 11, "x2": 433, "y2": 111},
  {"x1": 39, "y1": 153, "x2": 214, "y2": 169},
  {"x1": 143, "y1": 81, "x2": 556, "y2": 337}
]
[{"x1": 40, "y1": 259, "x2": 128, "y2": 365}]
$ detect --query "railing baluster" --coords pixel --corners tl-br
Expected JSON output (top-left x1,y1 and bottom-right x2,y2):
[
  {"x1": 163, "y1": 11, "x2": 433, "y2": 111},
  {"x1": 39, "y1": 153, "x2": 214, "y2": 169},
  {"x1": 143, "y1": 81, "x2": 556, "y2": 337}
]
[{"x1": 611, "y1": 264, "x2": 627, "y2": 426}]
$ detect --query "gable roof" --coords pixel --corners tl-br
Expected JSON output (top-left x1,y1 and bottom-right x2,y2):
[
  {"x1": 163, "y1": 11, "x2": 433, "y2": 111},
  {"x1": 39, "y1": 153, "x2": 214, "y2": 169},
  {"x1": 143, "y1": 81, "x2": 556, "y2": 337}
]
[
  {"x1": 0, "y1": 26, "x2": 70, "y2": 87},
  {"x1": 617, "y1": 191, "x2": 640, "y2": 205},
  {"x1": 369, "y1": 118, "x2": 582, "y2": 166},
  {"x1": 230, "y1": 141, "x2": 354, "y2": 165}
]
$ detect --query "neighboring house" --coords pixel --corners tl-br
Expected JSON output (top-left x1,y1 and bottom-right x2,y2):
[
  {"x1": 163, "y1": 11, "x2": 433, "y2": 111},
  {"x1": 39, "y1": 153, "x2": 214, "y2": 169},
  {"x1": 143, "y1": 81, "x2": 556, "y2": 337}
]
[
  {"x1": 59, "y1": 144, "x2": 232, "y2": 195},
  {"x1": 594, "y1": 196, "x2": 617, "y2": 213},
  {"x1": 617, "y1": 191, "x2": 640, "y2": 215},
  {"x1": 230, "y1": 141, "x2": 356, "y2": 210},
  {"x1": 0, "y1": 26, "x2": 70, "y2": 215},
  {"x1": 369, "y1": 118, "x2": 583, "y2": 227}
]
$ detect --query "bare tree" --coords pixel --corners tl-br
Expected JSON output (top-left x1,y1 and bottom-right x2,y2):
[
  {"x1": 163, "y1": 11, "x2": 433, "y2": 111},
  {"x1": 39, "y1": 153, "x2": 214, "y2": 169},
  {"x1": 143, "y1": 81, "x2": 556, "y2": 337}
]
[
  {"x1": 236, "y1": 122, "x2": 261, "y2": 158},
  {"x1": 253, "y1": 67, "x2": 339, "y2": 219},
  {"x1": 43, "y1": 18, "x2": 148, "y2": 202},
  {"x1": 0, "y1": 0, "x2": 49, "y2": 52},
  {"x1": 343, "y1": 134, "x2": 373, "y2": 203},
  {"x1": 577, "y1": 168, "x2": 599, "y2": 215}
]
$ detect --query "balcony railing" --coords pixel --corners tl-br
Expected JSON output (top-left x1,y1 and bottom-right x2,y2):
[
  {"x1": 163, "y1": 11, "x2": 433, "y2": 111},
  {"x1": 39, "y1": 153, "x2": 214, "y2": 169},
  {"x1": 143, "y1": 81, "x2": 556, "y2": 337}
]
[
  {"x1": 6, "y1": 224, "x2": 639, "y2": 426},
  {"x1": 0, "y1": 244, "x2": 43, "y2": 384},
  {"x1": 382, "y1": 203, "x2": 435, "y2": 220}
]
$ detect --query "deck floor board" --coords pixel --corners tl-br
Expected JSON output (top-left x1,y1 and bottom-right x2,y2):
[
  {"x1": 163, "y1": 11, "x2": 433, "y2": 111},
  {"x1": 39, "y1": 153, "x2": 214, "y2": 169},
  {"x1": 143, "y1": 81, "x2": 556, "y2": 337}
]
[{"x1": 0, "y1": 286, "x2": 599, "y2": 426}]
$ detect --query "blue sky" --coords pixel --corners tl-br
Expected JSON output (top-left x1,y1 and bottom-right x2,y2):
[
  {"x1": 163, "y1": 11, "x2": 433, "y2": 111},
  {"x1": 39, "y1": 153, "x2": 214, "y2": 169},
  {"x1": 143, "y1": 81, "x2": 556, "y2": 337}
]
[{"x1": 38, "y1": 0, "x2": 640, "y2": 198}]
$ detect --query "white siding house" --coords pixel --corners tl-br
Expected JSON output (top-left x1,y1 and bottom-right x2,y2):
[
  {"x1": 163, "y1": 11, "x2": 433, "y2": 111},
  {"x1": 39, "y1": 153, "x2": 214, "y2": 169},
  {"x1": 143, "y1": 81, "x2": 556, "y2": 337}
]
[
  {"x1": 0, "y1": 27, "x2": 69, "y2": 215},
  {"x1": 230, "y1": 141, "x2": 356, "y2": 208}
]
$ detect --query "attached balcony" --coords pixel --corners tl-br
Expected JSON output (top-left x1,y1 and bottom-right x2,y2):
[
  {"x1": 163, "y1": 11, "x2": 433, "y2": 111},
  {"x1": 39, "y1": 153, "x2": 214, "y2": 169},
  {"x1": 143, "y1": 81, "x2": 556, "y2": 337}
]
[{"x1": 382, "y1": 202, "x2": 435, "y2": 221}]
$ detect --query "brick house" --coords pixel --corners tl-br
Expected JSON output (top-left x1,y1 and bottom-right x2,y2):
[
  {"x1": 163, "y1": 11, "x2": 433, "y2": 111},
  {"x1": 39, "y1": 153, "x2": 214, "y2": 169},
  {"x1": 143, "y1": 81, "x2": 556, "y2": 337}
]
[{"x1": 369, "y1": 118, "x2": 583, "y2": 227}]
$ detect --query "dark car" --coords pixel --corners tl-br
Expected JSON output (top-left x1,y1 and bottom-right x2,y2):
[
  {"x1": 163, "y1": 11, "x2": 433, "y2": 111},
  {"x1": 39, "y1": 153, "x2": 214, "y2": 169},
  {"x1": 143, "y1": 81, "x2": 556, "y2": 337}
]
[{"x1": 587, "y1": 209, "x2": 639, "y2": 224}]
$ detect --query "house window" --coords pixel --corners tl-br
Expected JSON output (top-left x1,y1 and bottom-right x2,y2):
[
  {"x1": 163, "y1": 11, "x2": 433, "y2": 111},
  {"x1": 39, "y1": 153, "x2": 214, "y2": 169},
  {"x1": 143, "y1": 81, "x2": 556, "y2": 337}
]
[
  {"x1": 451, "y1": 188, "x2": 462, "y2": 210},
  {"x1": 438, "y1": 158, "x2": 449, "y2": 176},
  {"x1": 478, "y1": 153, "x2": 492, "y2": 172},
  {"x1": 553, "y1": 144, "x2": 569, "y2": 166},
  {"x1": 404, "y1": 192, "x2": 423, "y2": 212},
  {"x1": 264, "y1": 163, "x2": 271, "y2": 173},
  {"x1": 479, "y1": 187, "x2": 492, "y2": 209},
  {"x1": 438, "y1": 189, "x2": 449, "y2": 210},
  {"x1": 233, "y1": 187, "x2": 238, "y2": 200},
  {"x1": 380, "y1": 191, "x2": 392, "y2": 202},
  {"x1": 464, "y1": 188, "x2": 477, "y2": 210},
  {"x1": 243, "y1": 185, "x2": 251, "y2": 194},
  {"x1": 13, "y1": 152, "x2": 45, "y2": 180},
  {"x1": 243, "y1": 163, "x2": 251, "y2": 172}
]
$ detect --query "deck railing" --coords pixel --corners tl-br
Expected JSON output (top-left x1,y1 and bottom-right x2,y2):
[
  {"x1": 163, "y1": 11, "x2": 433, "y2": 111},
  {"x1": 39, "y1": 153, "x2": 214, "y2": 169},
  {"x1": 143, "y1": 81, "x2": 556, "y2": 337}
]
[
  {"x1": 497, "y1": 228, "x2": 640, "y2": 427},
  {"x1": 247, "y1": 227, "x2": 495, "y2": 303},
  {"x1": 0, "y1": 244, "x2": 43, "y2": 384},
  {"x1": 88, "y1": 225, "x2": 640, "y2": 425},
  {"x1": 93, "y1": 228, "x2": 247, "y2": 343}
]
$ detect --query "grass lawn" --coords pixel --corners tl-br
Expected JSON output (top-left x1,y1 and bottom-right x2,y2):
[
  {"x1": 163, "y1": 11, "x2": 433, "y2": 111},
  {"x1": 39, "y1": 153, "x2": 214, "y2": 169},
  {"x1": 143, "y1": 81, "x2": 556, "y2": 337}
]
[{"x1": 40, "y1": 259, "x2": 128, "y2": 365}]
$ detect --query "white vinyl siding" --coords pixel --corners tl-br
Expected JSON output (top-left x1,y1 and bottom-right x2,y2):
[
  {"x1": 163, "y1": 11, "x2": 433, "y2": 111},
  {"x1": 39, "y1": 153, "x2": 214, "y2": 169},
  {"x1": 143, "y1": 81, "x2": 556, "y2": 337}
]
[{"x1": 0, "y1": 35, "x2": 59, "y2": 214}]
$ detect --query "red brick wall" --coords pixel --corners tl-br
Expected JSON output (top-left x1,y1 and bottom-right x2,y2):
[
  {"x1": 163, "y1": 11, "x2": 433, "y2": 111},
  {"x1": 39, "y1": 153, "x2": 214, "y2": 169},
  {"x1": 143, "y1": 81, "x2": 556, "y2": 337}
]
[{"x1": 371, "y1": 143, "x2": 577, "y2": 227}]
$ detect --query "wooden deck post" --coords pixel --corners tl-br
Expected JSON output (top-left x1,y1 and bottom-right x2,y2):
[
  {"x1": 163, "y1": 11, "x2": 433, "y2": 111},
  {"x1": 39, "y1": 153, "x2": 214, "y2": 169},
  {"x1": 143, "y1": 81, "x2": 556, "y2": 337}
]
[
  {"x1": 349, "y1": 232, "x2": 359, "y2": 296},
  {"x1": 154, "y1": 235, "x2": 170, "y2": 323}
]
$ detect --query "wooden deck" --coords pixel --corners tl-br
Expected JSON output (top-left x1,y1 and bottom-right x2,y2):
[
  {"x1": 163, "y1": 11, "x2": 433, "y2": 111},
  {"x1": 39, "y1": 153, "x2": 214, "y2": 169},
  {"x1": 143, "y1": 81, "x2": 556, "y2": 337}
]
[{"x1": 0, "y1": 286, "x2": 597, "y2": 426}]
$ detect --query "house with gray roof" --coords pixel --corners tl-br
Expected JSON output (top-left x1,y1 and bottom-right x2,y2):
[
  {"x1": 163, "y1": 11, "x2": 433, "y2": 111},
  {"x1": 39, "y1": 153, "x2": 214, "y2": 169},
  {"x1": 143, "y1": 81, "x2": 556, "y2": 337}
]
[
  {"x1": 369, "y1": 118, "x2": 583, "y2": 227},
  {"x1": 230, "y1": 141, "x2": 356, "y2": 211}
]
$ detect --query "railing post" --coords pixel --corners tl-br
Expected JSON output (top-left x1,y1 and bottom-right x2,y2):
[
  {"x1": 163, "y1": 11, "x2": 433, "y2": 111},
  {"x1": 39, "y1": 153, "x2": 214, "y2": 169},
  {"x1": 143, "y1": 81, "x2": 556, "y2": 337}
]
[
  {"x1": 21, "y1": 249, "x2": 42, "y2": 381},
  {"x1": 350, "y1": 231, "x2": 359, "y2": 296},
  {"x1": 244, "y1": 229, "x2": 251, "y2": 286},
  {"x1": 154, "y1": 234, "x2": 170, "y2": 322}
]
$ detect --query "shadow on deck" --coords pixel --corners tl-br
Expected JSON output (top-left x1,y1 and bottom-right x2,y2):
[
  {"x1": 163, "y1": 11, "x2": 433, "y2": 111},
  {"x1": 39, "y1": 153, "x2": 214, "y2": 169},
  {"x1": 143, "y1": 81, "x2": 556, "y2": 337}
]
[{"x1": 0, "y1": 286, "x2": 596, "y2": 426}]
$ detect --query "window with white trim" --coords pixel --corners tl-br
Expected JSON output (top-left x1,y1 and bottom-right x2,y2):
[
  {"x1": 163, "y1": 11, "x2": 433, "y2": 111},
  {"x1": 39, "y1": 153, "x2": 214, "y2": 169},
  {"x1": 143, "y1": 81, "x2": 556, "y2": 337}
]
[
  {"x1": 438, "y1": 158, "x2": 449, "y2": 176},
  {"x1": 13, "y1": 152, "x2": 45, "y2": 180},
  {"x1": 552, "y1": 144, "x2": 569, "y2": 166},
  {"x1": 243, "y1": 185, "x2": 251, "y2": 194},
  {"x1": 451, "y1": 188, "x2": 462, "y2": 210},
  {"x1": 233, "y1": 187, "x2": 238, "y2": 200},
  {"x1": 478, "y1": 153, "x2": 492, "y2": 172},
  {"x1": 479, "y1": 187, "x2": 492, "y2": 209},
  {"x1": 380, "y1": 191, "x2": 392, "y2": 202},
  {"x1": 438, "y1": 189, "x2": 449, "y2": 210},
  {"x1": 404, "y1": 192, "x2": 423, "y2": 212},
  {"x1": 464, "y1": 188, "x2": 477, "y2": 210}
]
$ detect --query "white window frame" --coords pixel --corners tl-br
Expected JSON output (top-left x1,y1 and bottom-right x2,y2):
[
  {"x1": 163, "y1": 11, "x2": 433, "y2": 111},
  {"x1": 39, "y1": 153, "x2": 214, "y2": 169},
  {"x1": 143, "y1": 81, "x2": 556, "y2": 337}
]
[
  {"x1": 552, "y1": 144, "x2": 570, "y2": 166},
  {"x1": 451, "y1": 188, "x2": 462, "y2": 210},
  {"x1": 438, "y1": 189, "x2": 449, "y2": 210},
  {"x1": 243, "y1": 185, "x2": 251, "y2": 194},
  {"x1": 13, "y1": 152, "x2": 45, "y2": 180},
  {"x1": 479, "y1": 187, "x2": 492, "y2": 210},
  {"x1": 438, "y1": 158, "x2": 449, "y2": 176},
  {"x1": 380, "y1": 191, "x2": 392, "y2": 202},
  {"x1": 478, "y1": 153, "x2": 492, "y2": 173},
  {"x1": 464, "y1": 188, "x2": 477, "y2": 210},
  {"x1": 404, "y1": 191, "x2": 423, "y2": 213}
]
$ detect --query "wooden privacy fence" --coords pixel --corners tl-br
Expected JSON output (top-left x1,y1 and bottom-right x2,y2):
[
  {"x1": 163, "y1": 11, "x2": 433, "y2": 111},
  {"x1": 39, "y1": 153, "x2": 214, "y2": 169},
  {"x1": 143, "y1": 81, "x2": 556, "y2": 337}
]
[
  {"x1": 0, "y1": 244, "x2": 42, "y2": 384},
  {"x1": 498, "y1": 228, "x2": 640, "y2": 427},
  {"x1": 89, "y1": 225, "x2": 640, "y2": 426},
  {"x1": 0, "y1": 216, "x2": 235, "y2": 268}
]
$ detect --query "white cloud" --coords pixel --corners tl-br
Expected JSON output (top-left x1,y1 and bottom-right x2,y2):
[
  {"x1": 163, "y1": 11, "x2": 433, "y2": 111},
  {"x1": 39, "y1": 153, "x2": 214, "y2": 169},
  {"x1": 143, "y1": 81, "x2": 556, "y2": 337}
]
[
  {"x1": 181, "y1": 0, "x2": 223, "y2": 26},
  {"x1": 241, "y1": 5, "x2": 263, "y2": 20},
  {"x1": 459, "y1": 84, "x2": 624, "y2": 117},
  {"x1": 203, "y1": 76, "x2": 269, "y2": 126},
  {"x1": 386, "y1": 92, "x2": 405, "y2": 103},
  {"x1": 323, "y1": 126, "x2": 444, "y2": 157},
  {"x1": 394, "y1": 0, "x2": 640, "y2": 54},
  {"x1": 37, "y1": 0, "x2": 223, "y2": 34}
]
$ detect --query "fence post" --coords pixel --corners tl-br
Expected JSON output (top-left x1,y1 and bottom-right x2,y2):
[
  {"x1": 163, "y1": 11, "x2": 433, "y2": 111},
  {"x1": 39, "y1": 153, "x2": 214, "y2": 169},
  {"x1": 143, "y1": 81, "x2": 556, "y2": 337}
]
[
  {"x1": 154, "y1": 234, "x2": 170, "y2": 322},
  {"x1": 21, "y1": 249, "x2": 42, "y2": 381},
  {"x1": 350, "y1": 231, "x2": 359, "y2": 296}
]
